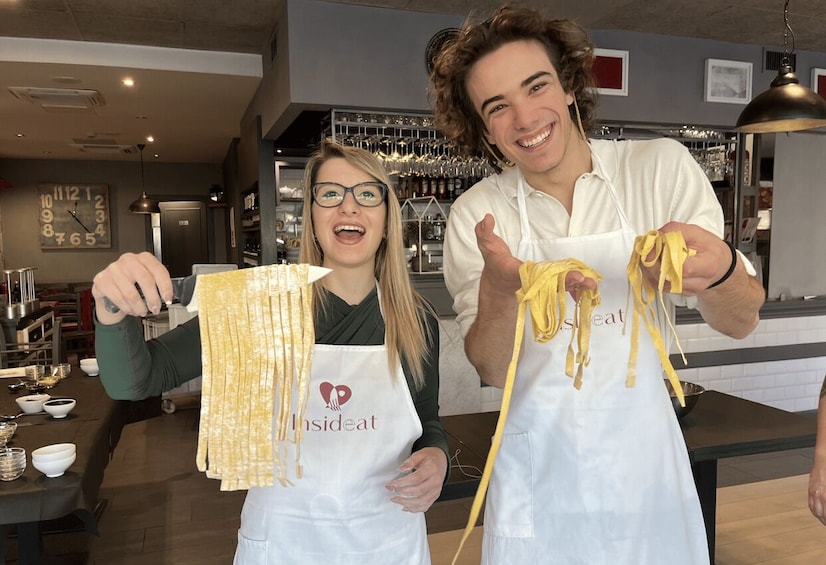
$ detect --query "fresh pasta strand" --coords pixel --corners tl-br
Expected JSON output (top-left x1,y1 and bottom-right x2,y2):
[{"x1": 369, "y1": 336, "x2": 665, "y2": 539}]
[
  {"x1": 195, "y1": 263, "x2": 315, "y2": 491},
  {"x1": 451, "y1": 258, "x2": 602, "y2": 565},
  {"x1": 624, "y1": 230, "x2": 694, "y2": 407}
]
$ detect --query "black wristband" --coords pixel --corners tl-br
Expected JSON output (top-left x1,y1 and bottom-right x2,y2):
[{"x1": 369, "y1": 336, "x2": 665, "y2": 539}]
[{"x1": 707, "y1": 240, "x2": 737, "y2": 289}]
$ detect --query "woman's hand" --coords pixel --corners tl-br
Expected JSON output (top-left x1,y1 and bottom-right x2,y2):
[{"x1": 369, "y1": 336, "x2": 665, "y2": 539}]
[
  {"x1": 810, "y1": 463, "x2": 826, "y2": 525},
  {"x1": 385, "y1": 447, "x2": 449, "y2": 513},
  {"x1": 92, "y1": 252, "x2": 173, "y2": 324}
]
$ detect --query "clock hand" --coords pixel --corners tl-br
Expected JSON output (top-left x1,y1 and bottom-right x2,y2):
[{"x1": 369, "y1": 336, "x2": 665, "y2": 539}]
[{"x1": 67, "y1": 209, "x2": 92, "y2": 233}]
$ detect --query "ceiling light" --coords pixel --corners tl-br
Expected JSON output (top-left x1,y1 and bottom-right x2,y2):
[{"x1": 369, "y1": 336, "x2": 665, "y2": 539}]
[
  {"x1": 129, "y1": 144, "x2": 161, "y2": 214},
  {"x1": 735, "y1": 0, "x2": 826, "y2": 133},
  {"x1": 121, "y1": 78, "x2": 135, "y2": 87},
  {"x1": 146, "y1": 136, "x2": 154, "y2": 143},
  {"x1": 16, "y1": 133, "x2": 24, "y2": 138}
]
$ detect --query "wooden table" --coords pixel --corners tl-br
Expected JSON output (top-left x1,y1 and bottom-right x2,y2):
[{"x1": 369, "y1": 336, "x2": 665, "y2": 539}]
[
  {"x1": 439, "y1": 390, "x2": 817, "y2": 564},
  {"x1": 0, "y1": 370, "x2": 125, "y2": 565}
]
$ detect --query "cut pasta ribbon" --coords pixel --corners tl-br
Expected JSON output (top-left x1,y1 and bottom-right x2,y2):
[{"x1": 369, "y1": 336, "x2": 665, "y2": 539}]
[
  {"x1": 451, "y1": 258, "x2": 602, "y2": 565},
  {"x1": 195, "y1": 264, "x2": 316, "y2": 491},
  {"x1": 625, "y1": 230, "x2": 694, "y2": 407}
]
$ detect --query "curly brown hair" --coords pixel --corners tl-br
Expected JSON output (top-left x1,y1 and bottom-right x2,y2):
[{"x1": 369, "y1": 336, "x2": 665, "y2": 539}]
[{"x1": 430, "y1": 4, "x2": 598, "y2": 171}]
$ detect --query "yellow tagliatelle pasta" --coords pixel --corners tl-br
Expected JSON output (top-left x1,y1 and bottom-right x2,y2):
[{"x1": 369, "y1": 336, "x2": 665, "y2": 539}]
[
  {"x1": 625, "y1": 230, "x2": 694, "y2": 407},
  {"x1": 195, "y1": 264, "x2": 314, "y2": 491},
  {"x1": 451, "y1": 258, "x2": 602, "y2": 565}
]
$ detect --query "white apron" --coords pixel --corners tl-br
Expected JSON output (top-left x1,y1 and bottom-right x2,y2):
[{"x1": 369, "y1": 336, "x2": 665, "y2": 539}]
[
  {"x1": 234, "y1": 299, "x2": 429, "y2": 565},
  {"x1": 481, "y1": 160, "x2": 709, "y2": 565}
]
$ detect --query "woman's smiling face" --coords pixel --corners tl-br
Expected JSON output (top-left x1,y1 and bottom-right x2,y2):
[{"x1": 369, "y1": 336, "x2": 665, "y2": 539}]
[{"x1": 311, "y1": 157, "x2": 387, "y2": 273}]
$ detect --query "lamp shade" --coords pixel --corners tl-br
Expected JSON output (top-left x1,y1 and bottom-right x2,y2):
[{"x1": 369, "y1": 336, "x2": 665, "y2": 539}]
[
  {"x1": 128, "y1": 192, "x2": 160, "y2": 214},
  {"x1": 736, "y1": 65, "x2": 826, "y2": 133}
]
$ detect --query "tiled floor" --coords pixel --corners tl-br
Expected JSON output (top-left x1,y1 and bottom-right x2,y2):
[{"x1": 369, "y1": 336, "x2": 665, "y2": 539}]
[{"x1": 2, "y1": 398, "x2": 818, "y2": 564}]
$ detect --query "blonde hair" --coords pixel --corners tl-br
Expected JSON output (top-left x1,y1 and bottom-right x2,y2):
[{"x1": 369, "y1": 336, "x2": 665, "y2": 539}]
[{"x1": 299, "y1": 140, "x2": 433, "y2": 388}]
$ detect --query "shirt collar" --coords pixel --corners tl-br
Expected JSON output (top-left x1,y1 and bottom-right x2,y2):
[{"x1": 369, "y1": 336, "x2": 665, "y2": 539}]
[{"x1": 495, "y1": 139, "x2": 617, "y2": 198}]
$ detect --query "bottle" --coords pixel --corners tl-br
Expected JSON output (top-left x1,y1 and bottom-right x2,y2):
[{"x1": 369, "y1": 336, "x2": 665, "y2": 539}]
[
  {"x1": 437, "y1": 178, "x2": 447, "y2": 200},
  {"x1": 432, "y1": 213, "x2": 445, "y2": 241}
]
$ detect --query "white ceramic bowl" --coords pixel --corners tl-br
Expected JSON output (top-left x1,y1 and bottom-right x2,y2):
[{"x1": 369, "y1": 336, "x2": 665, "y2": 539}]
[
  {"x1": 15, "y1": 394, "x2": 51, "y2": 414},
  {"x1": 43, "y1": 398, "x2": 76, "y2": 419},
  {"x1": 32, "y1": 443, "x2": 76, "y2": 463},
  {"x1": 79, "y1": 358, "x2": 99, "y2": 376},
  {"x1": 32, "y1": 451, "x2": 75, "y2": 478}
]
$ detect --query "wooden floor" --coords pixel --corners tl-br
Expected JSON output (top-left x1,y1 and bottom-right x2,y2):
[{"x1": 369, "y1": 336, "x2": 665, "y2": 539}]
[{"x1": 6, "y1": 397, "x2": 826, "y2": 564}]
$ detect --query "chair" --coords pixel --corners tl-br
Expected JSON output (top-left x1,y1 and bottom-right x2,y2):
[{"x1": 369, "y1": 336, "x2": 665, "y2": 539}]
[{"x1": 52, "y1": 290, "x2": 95, "y2": 363}]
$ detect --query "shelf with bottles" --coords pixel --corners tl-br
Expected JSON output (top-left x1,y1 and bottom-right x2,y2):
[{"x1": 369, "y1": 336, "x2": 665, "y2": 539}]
[
  {"x1": 401, "y1": 197, "x2": 448, "y2": 274},
  {"x1": 241, "y1": 183, "x2": 261, "y2": 230},
  {"x1": 327, "y1": 108, "x2": 495, "y2": 200}
]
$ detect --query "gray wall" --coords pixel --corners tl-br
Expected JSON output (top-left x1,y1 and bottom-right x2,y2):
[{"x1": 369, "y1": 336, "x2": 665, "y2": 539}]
[
  {"x1": 769, "y1": 132, "x2": 826, "y2": 300},
  {"x1": 260, "y1": 0, "x2": 826, "y2": 134},
  {"x1": 0, "y1": 158, "x2": 220, "y2": 284}
]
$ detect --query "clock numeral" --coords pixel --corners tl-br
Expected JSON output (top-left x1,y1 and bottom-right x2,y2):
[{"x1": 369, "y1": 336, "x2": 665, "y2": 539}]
[
  {"x1": 94, "y1": 194, "x2": 106, "y2": 209},
  {"x1": 54, "y1": 232, "x2": 66, "y2": 245},
  {"x1": 69, "y1": 232, "x2": 82, "y2": 246},
  {"x1": 95, "y1": 210, "x2": 106, "y2": 223},
  {"x1": 40, "y1": 194, "x2": 54, "y2": 209},
  {"x1": 94, "y1": 224, "x2": 106, "y2": 237},
  {"x1": 40, "y1": 209, "x2": 54, "y2": 223},
  {"x1": 42, "y1": 224, "x2": 55, "y2": 238},
  {"x1": 85, "y1": 233, "x2": 97, "y2": 246}
]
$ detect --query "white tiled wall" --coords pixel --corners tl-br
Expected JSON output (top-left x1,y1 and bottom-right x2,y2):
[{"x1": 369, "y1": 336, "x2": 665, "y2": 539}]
[
  {"x1": 675, "y1": 315, "x2": 826, "y2": 412},
  {"x1": 438, "y1": 315, "x2": 826, "y2": 416}
]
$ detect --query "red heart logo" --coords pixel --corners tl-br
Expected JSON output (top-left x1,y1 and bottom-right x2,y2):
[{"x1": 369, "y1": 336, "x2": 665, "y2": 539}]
[{"x1": 319, "y1": 382, "x2": 352, "y2": 411}]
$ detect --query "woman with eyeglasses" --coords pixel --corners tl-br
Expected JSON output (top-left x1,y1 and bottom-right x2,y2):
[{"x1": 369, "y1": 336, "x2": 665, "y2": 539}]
[{"x1": 92, "y1": 140, "x2": 448, "y2": 565}]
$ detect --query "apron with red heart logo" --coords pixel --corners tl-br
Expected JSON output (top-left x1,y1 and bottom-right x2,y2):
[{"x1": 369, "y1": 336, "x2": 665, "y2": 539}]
[{"x1": 233, "y1": 315, "x2": 428, "y2": 565}]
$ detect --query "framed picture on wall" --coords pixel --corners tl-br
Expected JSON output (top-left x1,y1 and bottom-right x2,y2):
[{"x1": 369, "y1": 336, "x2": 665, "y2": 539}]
[
  {"x1": 593, "y1": 48, "x2": 629, "y2": 96},
  {"x1": 704, "y1": 59, "x2": 752, "y2": 104},
  {"x1": 812, "y1": 68, "x2": 826, "y2": 99}
]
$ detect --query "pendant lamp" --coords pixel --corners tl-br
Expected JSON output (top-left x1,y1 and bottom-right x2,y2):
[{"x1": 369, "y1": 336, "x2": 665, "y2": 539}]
[
  {"x1": 129, "y1": 143, "x2": 161, "y2": 214},
  {"x1": 735, "y1": 0, "x2": 826, "y2": 133}
]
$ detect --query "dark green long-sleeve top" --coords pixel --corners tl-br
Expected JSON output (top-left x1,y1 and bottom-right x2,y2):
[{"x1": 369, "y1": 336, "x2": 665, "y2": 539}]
[{"x1": 95, "y1": 288, "x2": 448, "y2": 459}]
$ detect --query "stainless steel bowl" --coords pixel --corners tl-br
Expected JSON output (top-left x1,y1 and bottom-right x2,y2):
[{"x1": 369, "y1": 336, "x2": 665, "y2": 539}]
[{"x1": 664, "y1": 380, "x2": 705, "y2": 419}]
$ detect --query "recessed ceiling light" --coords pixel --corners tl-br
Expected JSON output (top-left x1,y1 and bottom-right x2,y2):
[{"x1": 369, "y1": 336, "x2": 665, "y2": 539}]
[
  {"x1": 122, "y1": 78, "x2": 135, "y2": 87},
  {"x1": 154, "y1": 154, "x2": 159, "y2": 158},
  {"x1": 146, "y1": 136, "x2": 155, "y2": 143},
  {"x1": 136, "y1": 115, "x2": 148, "y2": 120},
  {"x1": 16, "y1": 133, "x2": 24, "y2": 138},
  {"x1": 276, "y1": 149, "x2": 282, "y2": 154}
]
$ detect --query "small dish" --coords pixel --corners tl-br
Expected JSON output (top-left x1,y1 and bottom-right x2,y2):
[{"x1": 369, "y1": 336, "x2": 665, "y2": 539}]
[
  {"x1": 0, "y1": 447, "x2": 26, "y2": 481},
  {"x1": 16, "y1": 393, "x2": 51, "y2": 414},
  {"x1": 43, "y1": 398, "x2": 76, "y2": 419},
  {"x1": 79, "y1": 358, "x2": 99, "y2": 377},
  {"x1": 0, "y1": 421, "x2": 17, "y2": 445}
]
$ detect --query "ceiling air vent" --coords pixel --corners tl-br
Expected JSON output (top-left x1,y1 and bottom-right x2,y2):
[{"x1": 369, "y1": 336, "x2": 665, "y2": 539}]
[
  {"x1": 8, "y1": 87, "x2": 106, "y2": 113},
  {"x1": 764, "y1": 50, "x2": 796, "y2": 72},
  {"x1": 69, "y1": 139, "x2": 137, "y2": 155}
]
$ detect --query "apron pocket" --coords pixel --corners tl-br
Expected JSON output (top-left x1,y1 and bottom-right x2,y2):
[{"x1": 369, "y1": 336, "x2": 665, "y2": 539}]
[
  {"x1": 234, "y1": 531, "x2": 268, "y2": 565},
  {"x1": 485, "y1": 432, "x2": 534, "y2": 538}
]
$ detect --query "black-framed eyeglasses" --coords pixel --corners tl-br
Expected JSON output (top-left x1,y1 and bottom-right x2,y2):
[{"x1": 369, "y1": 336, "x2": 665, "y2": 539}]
[{"x1": 311, "y1": 181, "x2": 388, "y2": 208}]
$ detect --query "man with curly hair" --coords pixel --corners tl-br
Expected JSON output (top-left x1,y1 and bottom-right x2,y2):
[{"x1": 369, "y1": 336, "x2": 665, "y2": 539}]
[{"x1": 430, "y1": 4, "x2": 765, "y2": 564}]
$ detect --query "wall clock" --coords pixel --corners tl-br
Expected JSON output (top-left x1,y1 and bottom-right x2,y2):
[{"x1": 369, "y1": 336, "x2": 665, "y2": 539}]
[
  {"x1": 425, "y1": 28, "x2": 460, "y2": 75},
  {"x1": 37, "y1": 183, "x2": 111, "y2": 249}
]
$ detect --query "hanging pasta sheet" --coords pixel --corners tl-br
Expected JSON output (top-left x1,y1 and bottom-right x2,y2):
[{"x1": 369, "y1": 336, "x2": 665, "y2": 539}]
[{"x1": 194, "y1": 264, "x2": 326, "y2": 491}]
